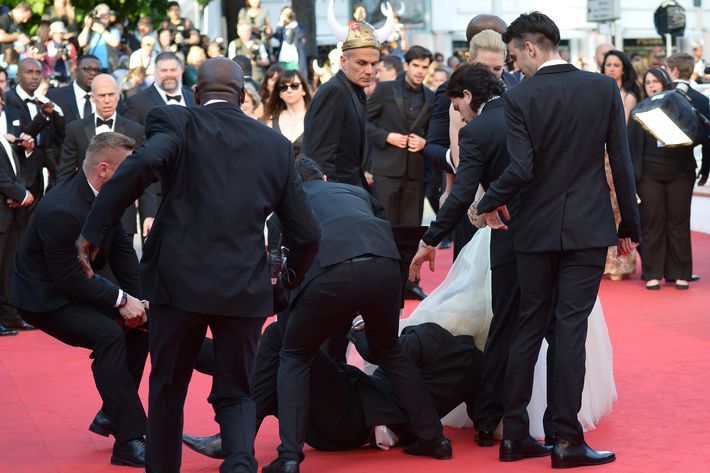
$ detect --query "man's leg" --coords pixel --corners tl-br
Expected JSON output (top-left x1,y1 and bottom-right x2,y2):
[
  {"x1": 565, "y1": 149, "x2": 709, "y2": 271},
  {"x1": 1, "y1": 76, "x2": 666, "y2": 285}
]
[
  {"x1": 145, "y1": 305, "x2": 207, "y2": 473},
  {"x1": 373, "y1": 174, "x2": 404, "y2": 225}
]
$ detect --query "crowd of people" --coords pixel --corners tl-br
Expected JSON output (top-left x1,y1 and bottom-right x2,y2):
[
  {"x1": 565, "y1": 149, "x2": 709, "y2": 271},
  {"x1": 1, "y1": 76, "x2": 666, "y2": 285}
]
[{"x1": 1, "y1": 2, "x2": 709, "y2": 473}]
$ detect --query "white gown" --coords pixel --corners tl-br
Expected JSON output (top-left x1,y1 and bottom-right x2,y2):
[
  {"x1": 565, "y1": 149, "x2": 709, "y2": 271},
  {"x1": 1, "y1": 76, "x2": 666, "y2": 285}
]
[{"x1": 400, "y1": 226, "x2": 617, "y2": 439}]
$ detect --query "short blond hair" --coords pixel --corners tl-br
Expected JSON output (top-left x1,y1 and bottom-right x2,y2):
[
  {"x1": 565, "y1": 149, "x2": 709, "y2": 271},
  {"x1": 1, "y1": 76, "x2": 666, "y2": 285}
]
[{"x1": 469, "y1": 29, "x2": 506, "y2": 60}]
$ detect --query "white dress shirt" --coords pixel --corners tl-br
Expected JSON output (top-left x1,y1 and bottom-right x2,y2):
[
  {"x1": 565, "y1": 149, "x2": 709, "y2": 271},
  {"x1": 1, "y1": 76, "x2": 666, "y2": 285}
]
[
  {"x1": 73, "y1": 81, "x2": 95, "y2": 119},
  {"x1": 537, "y1": 59, "x2": 569, "y2": 72},
  {"x1": 154, "y1": 83, "x2": 186, "y2": 106},
  {"x1": 15, "y1": 85, "x2": 39, "y2": 119},
  {"x1": 94, "y1": 111, "x2": 117, "y2": 135}
]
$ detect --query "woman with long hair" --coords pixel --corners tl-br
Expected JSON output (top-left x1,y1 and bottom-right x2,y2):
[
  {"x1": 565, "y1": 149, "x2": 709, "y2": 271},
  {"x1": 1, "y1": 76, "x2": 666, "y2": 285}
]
[
  {"x1": 259, "y1": 64, "x2": 284, "y2": 105},
  {"x1": 262, "y1": 69, "x2": 311, "y2": 155}
]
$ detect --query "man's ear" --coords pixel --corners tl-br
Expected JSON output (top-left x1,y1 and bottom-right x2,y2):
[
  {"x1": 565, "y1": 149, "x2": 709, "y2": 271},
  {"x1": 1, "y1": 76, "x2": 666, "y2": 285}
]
[
  {"x1": 240, "y1": 88, "x2": 246, "y2": 105},
  {"x1": 194, "y1": 86, "x2": 201, "y2": 105}
]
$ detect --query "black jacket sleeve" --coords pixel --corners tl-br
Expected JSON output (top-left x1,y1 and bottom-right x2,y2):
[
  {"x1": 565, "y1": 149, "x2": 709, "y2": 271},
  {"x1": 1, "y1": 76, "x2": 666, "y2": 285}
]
[{"x1": 423, "y1": 82, "x2": 455, "y2": 173}]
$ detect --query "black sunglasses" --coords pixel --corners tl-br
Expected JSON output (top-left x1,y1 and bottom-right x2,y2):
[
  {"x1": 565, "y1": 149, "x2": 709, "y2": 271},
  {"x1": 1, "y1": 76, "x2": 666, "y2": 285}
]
[
  {"x1": 278, "y1": 82, "x2": 301, "y2": 92},
  {"x1": 80, "y1": 66, "x2": 103, "y2": 74}
]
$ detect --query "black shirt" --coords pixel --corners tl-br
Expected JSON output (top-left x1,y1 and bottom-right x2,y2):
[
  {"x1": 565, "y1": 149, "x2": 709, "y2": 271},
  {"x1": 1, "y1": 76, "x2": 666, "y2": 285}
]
[
  {"x1": 0, "y1": 13, "x2": 24, "y2": 52},
  {"x1": 402, "y1": 79, "x2": 425, "y2": 129}
]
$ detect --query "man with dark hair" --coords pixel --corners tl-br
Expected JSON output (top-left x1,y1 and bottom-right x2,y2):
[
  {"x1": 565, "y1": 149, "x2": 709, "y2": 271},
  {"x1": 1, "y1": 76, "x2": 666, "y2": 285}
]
[
  {"x1": 367, "y1": 44, "x2": 434, "y2": 300},
  {"x1": 48, "y1": 55, "x2": 103, "y2": 125},
  {"x1": 376, "y1": 55, "x2": 403, "y2": 83},
  {"x1": 77, "y1": 4, "x2": 121, "y2": 72},
  {"x1": 0, "y1": 66, "x2": 9, "y2": 93},
  {"x1": 0, "y1": 2, "x2": 32, "y2": 53},
  {"x1": 477, "y1": 11, "x2": 640, "y2": 467},
  {"x1": 10, "y1": 132, "x2": 148, "y2": 467},
  {"x1": 77, "y1": 57, "x2": 321, "y2": 473}
]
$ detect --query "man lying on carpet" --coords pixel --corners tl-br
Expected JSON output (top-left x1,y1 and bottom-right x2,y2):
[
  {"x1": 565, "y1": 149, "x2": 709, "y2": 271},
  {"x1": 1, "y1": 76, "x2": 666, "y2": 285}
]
[{"x1": 182, "y1": 320, "x2": 483, "y2": 458}]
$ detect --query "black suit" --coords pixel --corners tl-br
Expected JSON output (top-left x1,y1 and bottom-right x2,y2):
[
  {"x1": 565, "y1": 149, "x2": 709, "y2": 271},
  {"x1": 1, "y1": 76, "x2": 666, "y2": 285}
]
[
  {"x1": 81, "y1": 102, "x2": 320, "y2": 473},
  {"x1": 9, "y1": 170, "x2": 147, "y2": 443},
  {"x1": 275, "y1": 179, "x2": 443, "y2": 463},
  {"x1": 58, "y1": 113, "x2": 156, "y2": 235},
  {"x1": 367, "y1": 76, "x2": 434, "y2": 225},
  {"x1": 302, "y1": 70, "x2": 368, "y2": 187},
  {"x1": 478, "y1": 63, "x2": 640, "y2": 445},
  {"x1": 47, "y1": 83, "x2": 87, "y2": 126},
  {"x1": 123, "y1": 84, "x2": 195, "y2": 125}
]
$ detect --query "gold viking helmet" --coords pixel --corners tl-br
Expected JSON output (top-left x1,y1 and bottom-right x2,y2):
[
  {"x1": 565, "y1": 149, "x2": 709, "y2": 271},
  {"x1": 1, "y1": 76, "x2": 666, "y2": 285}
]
[{"x1": 328, "y1": 0, "x2": 394, "y2": 51}]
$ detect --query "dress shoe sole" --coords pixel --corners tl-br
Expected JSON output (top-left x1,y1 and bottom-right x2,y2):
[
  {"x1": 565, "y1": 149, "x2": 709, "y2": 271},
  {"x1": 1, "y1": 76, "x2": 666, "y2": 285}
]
[
  {"x1": 89, "y1": 422, "x2": 112, "y2": 437},
  {"x1": 181, "y1": 440, "x2": 225, "y2": 459},
  {"x1": 552, "y1": 454, "x2": 616, "y2": 469},
  {"x1": 110, "y1": 455, "x2": 145, "y2": 467},
  {"x1": 500, "y1": 451, "x2": 552, "y2": 462},
  {"x1": 645, "y1": 284, "x2": 660, "y2": 291}
]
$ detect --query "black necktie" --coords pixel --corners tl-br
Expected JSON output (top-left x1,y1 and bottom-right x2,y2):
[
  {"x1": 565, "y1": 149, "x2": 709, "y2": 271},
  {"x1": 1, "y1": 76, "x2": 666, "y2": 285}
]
[
  {"x1": 96, "y1": 117, "x2": 114, "y2": 128},
  {"x1": 83, "y1": 94, "x2": 92, "y2": 119},
  {"x1": 165, "y1": 94, "x2": 182, "y2": 102},
  {"x1": 24, "y1": 97, "x2": 39, "y2": 106}
]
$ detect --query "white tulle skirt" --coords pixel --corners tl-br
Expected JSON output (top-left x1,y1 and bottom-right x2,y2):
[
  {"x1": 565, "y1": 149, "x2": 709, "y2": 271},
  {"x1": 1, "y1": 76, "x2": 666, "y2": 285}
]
[{"x1": 400, "y1": 226, "x2": 617, "y2": 439}]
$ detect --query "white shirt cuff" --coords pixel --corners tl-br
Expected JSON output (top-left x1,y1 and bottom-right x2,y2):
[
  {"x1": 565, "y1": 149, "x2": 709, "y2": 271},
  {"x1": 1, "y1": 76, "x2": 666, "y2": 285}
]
[
  {"x1": 20, "y1": 191, "x2": 30, "y2": 206},
  {"x1": 114, "y1": 289, "x2": 124, "y2": 308},
  {"x1": 446, "y1": 149, "x2": 456, "y2": 174}
]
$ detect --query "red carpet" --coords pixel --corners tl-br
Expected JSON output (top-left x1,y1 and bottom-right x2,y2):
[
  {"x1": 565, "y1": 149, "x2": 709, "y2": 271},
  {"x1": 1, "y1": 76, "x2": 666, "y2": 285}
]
[{"x1": 2, "y1": 234, "x2": 710, "y2": 472}]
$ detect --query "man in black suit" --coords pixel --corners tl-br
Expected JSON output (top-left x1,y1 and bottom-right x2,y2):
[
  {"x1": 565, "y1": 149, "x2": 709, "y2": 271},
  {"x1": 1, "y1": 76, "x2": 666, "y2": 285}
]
[
  {"x1": 10, "y1": 132, "x2": 148, "y2": 467},
  {"x1": 58, "y1": 74, "x2": 155, "y2": 239},
  {"x1": 184, "y1": 321, "x2": 482, "y2": 459},
  {"x1": 124, "y1": 51, "x2": 195, "y2": 125},
  {"x1": 47, "y1": 55, "x2": 102, "y2": 126},
  {"x1": 409, "y1": 63, "x2": 530, "y2": 451},
  {"x1": 263, "y1": 158, "x2": 451, "y2": 473},
  {"x1": 477, "y1": 12, "x2": 640, "y2": 467},
  {"x1": 0, "y1": 130, "x2": 35, "y2": 335},
  {"x1": 77, "y1": 58, "x2": 321, "y2": 473}
]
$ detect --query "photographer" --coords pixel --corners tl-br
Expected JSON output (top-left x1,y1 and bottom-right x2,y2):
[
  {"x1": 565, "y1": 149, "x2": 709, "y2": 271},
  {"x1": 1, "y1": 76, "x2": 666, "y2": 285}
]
[
  {"x1": 45, "y1": 21, "x2": 77, "y2": 85},
  {"x1": 227, "y1": 21, "x2": 269, "y2": 81},
  {"x1": 77, "y1": 3, "x2": 120, "y2": 72}
]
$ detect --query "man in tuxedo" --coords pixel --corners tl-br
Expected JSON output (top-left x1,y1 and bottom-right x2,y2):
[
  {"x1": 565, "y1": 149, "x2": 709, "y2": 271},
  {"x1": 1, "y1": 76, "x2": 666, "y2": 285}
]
[
  {"x1": 477, "y1": 12, "x2": 640, "y2": 467},
  {"x1": 10, "y1": 132, "x2": 148, "y2": 467},
  {"x1": 0, "y1": 130, "x2": 35, "y2": 336},
  {"x1": 58, "y1": 74, "x2": 155, "y2": 239},
  {"x1": 77, "y1": 58, "x2": 321, "y2": 473},
  {"x1": 124, "y1": 51, "x2": 195, "y2": 125},
  {"x1": 263, "y1": 158, "x2": 450, "y2": 473},
  {"x1": 184, "y1": 321, "x2": 482, "y2": 459},
  {"x1": 47, "y1": 55, "x2": 102, "y2": 126}
]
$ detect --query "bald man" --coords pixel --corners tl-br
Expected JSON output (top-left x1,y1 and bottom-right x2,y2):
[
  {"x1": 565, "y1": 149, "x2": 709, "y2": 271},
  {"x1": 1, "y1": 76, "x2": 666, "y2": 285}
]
[
  {"x1": 595, "y1": 43, "x2": 614, "y2": 72},
  {"x1": 58, "y1": 74, "x2": 155, "y2": 239},
  {"x1": 77, "y1": 58, "x2": 321, "y2": 473},
  {"x1": 11, "y1": 132, "x2": 149, "y2": 467}
]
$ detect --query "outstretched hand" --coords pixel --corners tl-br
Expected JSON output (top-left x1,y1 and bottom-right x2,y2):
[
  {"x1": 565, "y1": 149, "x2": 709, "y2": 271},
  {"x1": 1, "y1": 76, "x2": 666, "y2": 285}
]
[
  {"x1": 76, "y1": 234, "x2": 99, "y2": 278},
  {"x1": 484, "y1": 205, "x2": 510, "y2": 230},
  {"x1": 409, "y1": 244, "x2": 436, "y2": 282}
]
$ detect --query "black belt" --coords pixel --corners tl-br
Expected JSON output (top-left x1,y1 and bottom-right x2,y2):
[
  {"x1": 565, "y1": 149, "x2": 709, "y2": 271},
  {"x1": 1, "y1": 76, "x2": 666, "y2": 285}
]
[{"x1": 343, "y1": 254, "x2": 375, "y2": 263}]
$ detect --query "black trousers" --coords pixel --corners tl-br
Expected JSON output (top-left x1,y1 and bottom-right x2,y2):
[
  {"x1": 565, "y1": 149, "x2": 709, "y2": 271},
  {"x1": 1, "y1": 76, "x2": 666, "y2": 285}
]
[
  {"x1": 503, "y1": 248, "x2": 606, "y2": 445},
  {"x1": 20, "y1": 304, "x2": 148, "y2": 442},
  {"x1": 145, "y1": 305, "x2": 264, "y2": 473},
  {"x1": 276, "y1": 256, "x2": 442, "y2": 462},
  {"x1": 0, "y1": 221, "x2": 24, "y2": 325},
  {"x1": 373, "y1": 174, "x2": 425, "y2": 226},
  {"x1": 637, "y1": 164, "x2": 694, "y2": 281}
]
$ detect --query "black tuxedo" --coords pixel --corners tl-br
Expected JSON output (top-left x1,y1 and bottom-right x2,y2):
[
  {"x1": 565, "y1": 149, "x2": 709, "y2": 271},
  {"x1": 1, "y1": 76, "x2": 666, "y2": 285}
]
[
  {"x1": 276, "y1": 179, "x2": 443, "y2": 464},
  {"x1": 58, "y1": 113, "x2": 155, "y2": 235},
  {"x1": 47, "y1": 83, "x2": 87, "y2": 125},
  {"x1": 367, "y1": 76, "x2": 434, "y2": 225},
  {"x1": 302, "y1": 70, "x2": 368, "y2": 187},
  {"x1": 81, "y1": 101, "x2": 320, "y2": 473},
  {"x1": 123, "y1": 84, "x2": 195, "y2": 125},
  {"x1": 10, "y1": 169, "x2": 147, "y2": 443},
  {"x1": 478, "y1": 63, "x2": 641, "y2": 445}
]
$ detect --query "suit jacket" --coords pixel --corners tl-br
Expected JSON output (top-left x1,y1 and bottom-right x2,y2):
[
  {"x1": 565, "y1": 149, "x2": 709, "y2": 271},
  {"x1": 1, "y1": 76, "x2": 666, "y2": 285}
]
[
  {"x1": 423, "y1": 72, "x2": 519, "y2": 174},
  {"x1": 367, "y1": 76, "x2": 434, "y2": 179},
  {"x1": 679, "y1": 82, "x2": 710, "y2": 176},
  {"x1": 10, "y1": 169, "x2": 140, "y2": 312},
  {"x1": 0, "y1": 140, "x2": 29, "y2": 233},
  {"x1": 123, "y1": 84, "x2": 196, "y2": 125},
  {"x1": 46, "y1": 83, "x2": 85, "y2": 126},
  {"x1": 302, "y1": 70, "x2": 368, "y2": 187},
  {"x1": 81, "y1": 102, "x2": 321, "y2": 317},
  {"x1": 478, "y1": 63, "x2": 641, "y2": 252},
  {"x1": 422, "y1": 99, "x2": 517, "y2": 268}
]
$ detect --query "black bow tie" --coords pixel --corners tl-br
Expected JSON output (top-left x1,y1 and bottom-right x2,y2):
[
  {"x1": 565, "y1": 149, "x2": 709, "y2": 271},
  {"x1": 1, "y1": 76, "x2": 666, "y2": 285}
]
[
  {"x1": 24, "y1": 97, "x2": 39, "y2": 105},
  {"x1": 165, "y1": 94, "x2": 182, "y2": 102},
  {"x1": 96, "y1": 117, "x2": 114, "y2": 128}
]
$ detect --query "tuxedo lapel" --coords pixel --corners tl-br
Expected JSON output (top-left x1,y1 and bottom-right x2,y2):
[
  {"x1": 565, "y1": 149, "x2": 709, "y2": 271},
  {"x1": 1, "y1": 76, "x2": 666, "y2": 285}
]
[
  {"x1": 392, "y1": 85, "x2": 406, "y2": 124},
  {"x1": 182, "y1": 87, "x2": 195, "y2": 107},
  {"x1": 67, "y1": 86, "x2": 82, "y2": 119},
  {"x1": 83, "y1": 114, "x2": 96, "y2": 144},
  {"x1": 0, "y1": 141, "x2": 19, "y2": 177},
  {"x1": 149, "y1": 85, "x2": 167, "y2": 106}
]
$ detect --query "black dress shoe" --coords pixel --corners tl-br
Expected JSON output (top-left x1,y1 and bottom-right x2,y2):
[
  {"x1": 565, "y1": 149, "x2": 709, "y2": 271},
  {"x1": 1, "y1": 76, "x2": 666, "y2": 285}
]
[
  {"x1": 691, "y1": 274, "x2": 700, "y2": 282},
  {"x1": 545, "y1": 435, "x2": 558, "y2": 446},
  {"x1": 111, "y1": 438, "x2": 145, "y2": 467},
  {"x1": 182, "y1": 433, "x2": 225, "y2": 459},
  {"x1": 0, "y1": 324, "x2": 18, "y2": 336},
  {"x1": 552, "y1": 439, "x2": 615, "y2": 469},
  {"x1": 499, "y1": 435, "x2": 553, "y2": 462},
  {"x1": 262, "y1": 458, "x2": 300, "y2": 473},
  {"x1": 476, "y1": 430, "x2": 495, "y2": 447},
  {"x1": 403, "y1": 437, "x2": 453, "y2": 460},
  {"x1": 3, "y1": 320, "x2": 35, "y2": 330},
  {"x1": 89, "y1": 410, "x2": 113, "y2": 437},
  {"x1": 404, "y1": 283, "x2": 428, "y2": 300}
]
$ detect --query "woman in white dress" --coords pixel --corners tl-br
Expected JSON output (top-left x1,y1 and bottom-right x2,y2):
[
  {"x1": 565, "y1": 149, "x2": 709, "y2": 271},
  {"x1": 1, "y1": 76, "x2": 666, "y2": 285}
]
[{"x1": 401, "y1": 225, "x2": 617, "y2": 439}]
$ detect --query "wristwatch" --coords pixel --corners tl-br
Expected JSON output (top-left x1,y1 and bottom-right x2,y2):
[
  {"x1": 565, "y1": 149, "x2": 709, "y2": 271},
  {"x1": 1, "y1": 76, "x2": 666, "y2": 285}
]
[{"x1": 118, "y1": 292, "x2": 128, "y2": 307}]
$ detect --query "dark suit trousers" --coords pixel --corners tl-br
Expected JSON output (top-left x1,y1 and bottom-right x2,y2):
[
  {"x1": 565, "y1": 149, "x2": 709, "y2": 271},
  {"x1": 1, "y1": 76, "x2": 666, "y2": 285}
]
[
  {"x1": 453, "y1": 218, "x2": 475, "y2": 260},
  {"x1": 145, "y1": 305, "x2": 264, "y2": 473},
  {"x1": 276, "y1": 256, "x2": 442, "y2": 462},
  {"x1": 19, "y1": 304, "x2": 148, "y2": 442},
  {"x1": 373, "y1": 175, "x2": 424, "y2": 226},
  {"x1": 0, "y1": 224, "x2": 22, "y2": 324},
  {"x1": 637, "y1": 163, "x2": 694, "y2": 281},
  {"x1": 503, "y1": 248, "x2": 606, "y2": 445}
]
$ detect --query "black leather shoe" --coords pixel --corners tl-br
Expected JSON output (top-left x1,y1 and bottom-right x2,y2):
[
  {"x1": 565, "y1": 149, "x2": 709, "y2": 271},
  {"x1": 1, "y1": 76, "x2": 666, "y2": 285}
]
[
  {"x1": 499, "y1": 436, "x2": 553, "y2": 462},
  {"x1": 182, "y1": 433, "x2": 225, "y2": 459},
  {"x1": 403, "y1": 437, "x2": 453, "y2": 460},
  {"x1": 545, "y1": 435, "x2": 558, "y2": 446},
  {"x1": 476, "y1": 430, "x2": 495, "y2": 447},
  {"x1": 404, "y1": 283, "x2": 428, "y2": 300},
  {"x1": 262, "y1": 458, "x2": 300, "y2": 473},
  {"x1": 111, "y1": 438, "x2": 145, "y2": 467},
  {"x1": 89, "y1": 410, "x2": 113, "y2": 437},
  {"x1": 3, "y1": 320, "x2": 35, "y2": 330},
  {"x1": 552, "y1": 439, "x2": 615, "y2": 469},
  {"x1": 0, "y1": 324, "x2": 18, "y2": 336}
]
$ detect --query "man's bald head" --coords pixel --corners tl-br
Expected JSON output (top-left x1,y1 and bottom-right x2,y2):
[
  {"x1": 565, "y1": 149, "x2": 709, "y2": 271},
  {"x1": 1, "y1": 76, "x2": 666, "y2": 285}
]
[
  {"x1": 91, "y1": 73, "x2": 118, "y2": 94},
  {"x1": 466, "y1": 14, "x2": 507, "y2": 43},
  {"x1": 595, "y1": 43, "x2": 614, "y2": 70},
  {"x1": 17, "y1": 58, "x2": 42, "y2": 94},
  {"x1": 195, "y1": 57, "x2": 245, "y2": 106},
  {"x1": 91, "y1": 74, "x2": 119, "y2": 119}
]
